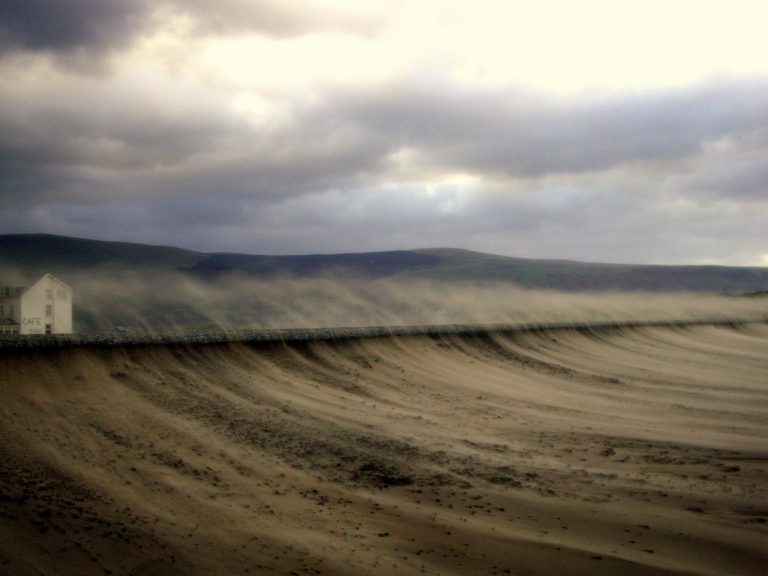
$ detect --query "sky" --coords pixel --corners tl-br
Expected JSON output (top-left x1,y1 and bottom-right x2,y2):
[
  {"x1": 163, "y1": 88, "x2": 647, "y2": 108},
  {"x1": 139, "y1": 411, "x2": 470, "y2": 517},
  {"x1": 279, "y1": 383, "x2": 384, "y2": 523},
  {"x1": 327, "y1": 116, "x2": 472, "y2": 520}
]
[{"x1": 0, "y1": 0, "x2": 767, "y2": 265}]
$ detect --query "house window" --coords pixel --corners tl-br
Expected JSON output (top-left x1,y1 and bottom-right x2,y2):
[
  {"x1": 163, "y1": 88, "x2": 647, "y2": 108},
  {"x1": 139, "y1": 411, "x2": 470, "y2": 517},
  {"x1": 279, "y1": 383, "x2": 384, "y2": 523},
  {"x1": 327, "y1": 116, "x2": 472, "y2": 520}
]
[
  {"x1": 46, "y1": 289, "x2": 53, "y2": 299},
  {"x1": 0, "y1": 304, "x2": 4, "y2": 317},
  {"x1": 45, "y1": 324, "x2": 52, "y2": 335},
  {"x1": 57, "y1": 290, "x2": 67, "y2": 300},
  {"x1": 45, "y1": 304, "x2": 52, "y2": 317}
]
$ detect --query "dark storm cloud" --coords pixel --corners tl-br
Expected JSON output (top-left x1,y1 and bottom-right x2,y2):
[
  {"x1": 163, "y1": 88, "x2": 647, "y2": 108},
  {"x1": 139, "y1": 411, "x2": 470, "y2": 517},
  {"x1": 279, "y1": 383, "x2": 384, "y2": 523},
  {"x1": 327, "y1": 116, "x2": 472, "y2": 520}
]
[
  {"x1": 679, "y1": 128, "x2": 768, "y2": 201},
  {"x1": 0, "y1": 101, "x2": 242, "y2": 173},
  {"x1": 230, "y1": 178, "x2": 767, "y2": 264},
  {"x1": 2, "y1": 76, "x2": 766, "y2": 194},
  {"x1": 0, "y1": 69, "x2": 391, "y2": 206},
  {"x1": 0, "y1": 66, "x2": 766, "y2": 262},
  {"x1": 0, "y1": 0, "x2": 150, "y2": 54},
  {"x1": 0, "y1": 0, "x2": 378, "y2": 60},
  {"x1": 311, "y1": 79, "x2": 768, "y2": 179}
]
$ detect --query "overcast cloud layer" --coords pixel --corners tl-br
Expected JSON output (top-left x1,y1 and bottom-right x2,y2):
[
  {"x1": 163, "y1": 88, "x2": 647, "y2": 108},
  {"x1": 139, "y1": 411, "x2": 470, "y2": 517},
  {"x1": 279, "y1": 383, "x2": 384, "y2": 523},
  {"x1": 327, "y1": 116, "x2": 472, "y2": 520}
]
[{"x1": 1, "y1": 0, "x2": 766, "y2": 265}]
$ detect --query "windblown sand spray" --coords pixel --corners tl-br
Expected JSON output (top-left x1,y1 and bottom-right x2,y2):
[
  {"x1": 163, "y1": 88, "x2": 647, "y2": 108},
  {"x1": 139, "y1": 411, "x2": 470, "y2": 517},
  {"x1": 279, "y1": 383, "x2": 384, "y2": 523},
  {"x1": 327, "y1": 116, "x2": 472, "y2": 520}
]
[{"x1": 60, "y1": 269, "x2": 768, "y2": 333}]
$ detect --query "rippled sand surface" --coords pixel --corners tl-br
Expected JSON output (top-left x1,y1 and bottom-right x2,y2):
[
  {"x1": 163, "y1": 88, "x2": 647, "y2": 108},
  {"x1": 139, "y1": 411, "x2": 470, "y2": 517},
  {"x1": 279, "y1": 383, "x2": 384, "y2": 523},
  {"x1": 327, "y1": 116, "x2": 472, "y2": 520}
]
[{"x1": 1, "y1": 322, "x2": 766, "y2": 575}]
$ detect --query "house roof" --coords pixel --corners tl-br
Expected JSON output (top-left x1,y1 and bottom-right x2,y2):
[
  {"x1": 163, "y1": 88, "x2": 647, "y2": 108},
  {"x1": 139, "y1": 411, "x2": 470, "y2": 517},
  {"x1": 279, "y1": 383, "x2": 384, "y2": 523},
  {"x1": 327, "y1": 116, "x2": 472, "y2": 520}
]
[
  {"x1": 0, "y1": 272, "x2": 46, "y2": 285},
  {"x1": 0, "y1": 273, "x2": 71, "y2": 298}
]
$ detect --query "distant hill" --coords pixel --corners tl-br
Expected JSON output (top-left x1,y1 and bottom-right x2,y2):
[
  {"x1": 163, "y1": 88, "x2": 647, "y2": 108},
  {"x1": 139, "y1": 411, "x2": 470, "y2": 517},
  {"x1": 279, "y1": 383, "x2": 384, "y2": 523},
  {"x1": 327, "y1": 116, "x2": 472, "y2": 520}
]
[
  {"x1": 0, "y1": 234, "x2": 205, "y2": 273},
  {"x1": 407, "y1": 248, "x2": 768, "y2": 292},
  {"x1": 192, "y1": 250, "x2": 441, "y2": 277},
  {"x1": 2, "y1": 234, "x2": 768, "y2": 293}
]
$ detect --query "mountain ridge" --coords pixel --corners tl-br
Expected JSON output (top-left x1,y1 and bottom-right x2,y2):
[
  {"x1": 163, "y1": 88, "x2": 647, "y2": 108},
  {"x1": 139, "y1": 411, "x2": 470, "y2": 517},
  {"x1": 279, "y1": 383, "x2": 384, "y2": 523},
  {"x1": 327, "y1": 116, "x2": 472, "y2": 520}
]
[{"x1": 2, "y1": 233, "x2": 768, "y2": 293}]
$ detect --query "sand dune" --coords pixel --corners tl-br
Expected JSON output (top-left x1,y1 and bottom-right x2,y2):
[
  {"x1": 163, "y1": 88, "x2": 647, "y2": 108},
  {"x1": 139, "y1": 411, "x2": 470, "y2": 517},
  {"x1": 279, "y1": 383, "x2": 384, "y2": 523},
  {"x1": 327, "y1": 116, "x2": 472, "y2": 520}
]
[{"x1": 1, "y1": 322, "x2": 767, "y2": 575}]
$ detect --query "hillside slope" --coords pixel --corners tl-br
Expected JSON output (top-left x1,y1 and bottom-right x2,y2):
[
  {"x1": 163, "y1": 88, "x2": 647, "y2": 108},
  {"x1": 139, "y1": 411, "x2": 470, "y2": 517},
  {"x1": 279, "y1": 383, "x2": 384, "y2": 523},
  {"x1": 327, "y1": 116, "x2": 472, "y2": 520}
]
[
  {"x1": 0, "y1": 234, "x2": 205, "y2": 273},
  {"x1": 2, "y1": 234, "x2": 768, "y2": 292},
  {"x1": 412, "y1": 248, "x2": 768, "y2": 292}
]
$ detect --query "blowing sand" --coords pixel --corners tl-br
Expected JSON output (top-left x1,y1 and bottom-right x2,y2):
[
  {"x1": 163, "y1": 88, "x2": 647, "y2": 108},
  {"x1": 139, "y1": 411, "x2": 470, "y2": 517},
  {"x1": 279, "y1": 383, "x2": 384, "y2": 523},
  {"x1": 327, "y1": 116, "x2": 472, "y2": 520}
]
[{"x1": 0, "y1": 322, "x2": 766, "y2": 575}]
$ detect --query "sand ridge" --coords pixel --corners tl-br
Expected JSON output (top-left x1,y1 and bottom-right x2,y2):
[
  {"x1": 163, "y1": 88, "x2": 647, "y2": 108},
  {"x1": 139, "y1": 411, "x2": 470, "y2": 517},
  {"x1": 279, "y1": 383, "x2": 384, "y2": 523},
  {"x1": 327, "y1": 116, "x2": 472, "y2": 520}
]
[{"x1": 0, "y1": 322, "x2": 766, "y2": 575}]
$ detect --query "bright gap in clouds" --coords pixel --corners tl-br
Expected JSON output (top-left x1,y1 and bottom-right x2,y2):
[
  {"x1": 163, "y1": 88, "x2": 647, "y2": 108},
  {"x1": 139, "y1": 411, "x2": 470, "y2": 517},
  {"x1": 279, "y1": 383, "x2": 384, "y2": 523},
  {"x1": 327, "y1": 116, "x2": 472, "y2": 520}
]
[
  {"x1": 444, "y1": 0, "x2": 768, "y2": 93},
  {"x1": 185, "y1": 0, "x2": 768, "y2": 97}
]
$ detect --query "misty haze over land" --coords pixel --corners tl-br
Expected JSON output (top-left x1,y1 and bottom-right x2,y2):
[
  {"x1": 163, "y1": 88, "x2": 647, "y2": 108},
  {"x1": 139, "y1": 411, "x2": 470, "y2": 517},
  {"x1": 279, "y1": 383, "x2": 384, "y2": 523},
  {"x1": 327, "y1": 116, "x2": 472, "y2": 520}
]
[{"x1": 2, "y1": 234, "x2": 767, "y2": 333}]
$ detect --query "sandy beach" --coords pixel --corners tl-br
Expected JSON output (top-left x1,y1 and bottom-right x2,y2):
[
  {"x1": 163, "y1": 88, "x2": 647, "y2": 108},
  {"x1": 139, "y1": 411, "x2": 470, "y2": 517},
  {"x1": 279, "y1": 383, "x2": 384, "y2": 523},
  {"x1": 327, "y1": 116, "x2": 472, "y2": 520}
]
[{"x1": 1, "y1": 321, "x2": 766, "y2": 575}]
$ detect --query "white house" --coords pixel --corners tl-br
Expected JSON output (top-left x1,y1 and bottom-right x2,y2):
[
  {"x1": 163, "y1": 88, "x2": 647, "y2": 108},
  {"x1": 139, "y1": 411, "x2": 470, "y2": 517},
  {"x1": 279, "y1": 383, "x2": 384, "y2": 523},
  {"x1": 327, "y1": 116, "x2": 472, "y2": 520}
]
[{"x1": 0, "y1": 274, "x2": 73, "y2": 335}]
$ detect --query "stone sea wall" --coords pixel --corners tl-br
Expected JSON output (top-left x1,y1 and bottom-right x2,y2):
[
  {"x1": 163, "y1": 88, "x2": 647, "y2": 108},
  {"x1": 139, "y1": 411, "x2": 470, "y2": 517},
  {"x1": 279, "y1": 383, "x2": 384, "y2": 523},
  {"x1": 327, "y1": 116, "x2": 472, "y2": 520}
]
[{"x1": 1, "y1": 318, "x2": 764, "y2": 352}]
